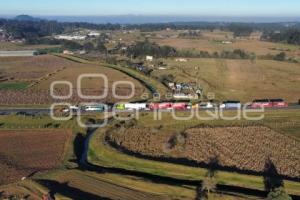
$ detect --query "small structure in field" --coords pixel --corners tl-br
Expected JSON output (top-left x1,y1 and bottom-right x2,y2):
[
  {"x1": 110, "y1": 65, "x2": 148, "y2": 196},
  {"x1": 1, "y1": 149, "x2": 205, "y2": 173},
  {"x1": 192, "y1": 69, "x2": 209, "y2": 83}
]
[
  {"x1": 222, "y1": 41, "x2": 233, "y2": 44},
  {"x1": 63, "y1": 50, "x2": 74, "y2": 55},
  {"x1": 158, "y1": 67, "x2": 167, "y2": 70},
  {"x1": 173, "y1": 93, "x2": 198, "y2": 100},
  {"x1": 146, "y1": 55, "x2": 153, "y2": 62},
  {"x1": 88, "y1": 31, "x2": 100, "y2": 37},
  {"x1": 175, "y1": 58, "x2": 188, "y2": 62}
]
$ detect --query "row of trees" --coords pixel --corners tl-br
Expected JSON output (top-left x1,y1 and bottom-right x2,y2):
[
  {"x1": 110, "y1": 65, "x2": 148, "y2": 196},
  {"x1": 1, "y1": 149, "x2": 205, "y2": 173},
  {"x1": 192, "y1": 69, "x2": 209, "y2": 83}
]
[
  {"x1": 178, "y1": 30, "x2": 202, "y2": 39},
  {"x1": 2, "y1": 16, "x2": 300, "y2": 41},
  {"x1": 126, "y1": 40, "x2": 177, "y2": 58},
  {"x1": 196, "y1": 157, "x2": 292, "y2": 200},
  {"x1": 126, "y1": 40, "x2": 258, "y2": 60},
  {"x1": 262, "y1": 29, "x2": 300, "y2": 45}
]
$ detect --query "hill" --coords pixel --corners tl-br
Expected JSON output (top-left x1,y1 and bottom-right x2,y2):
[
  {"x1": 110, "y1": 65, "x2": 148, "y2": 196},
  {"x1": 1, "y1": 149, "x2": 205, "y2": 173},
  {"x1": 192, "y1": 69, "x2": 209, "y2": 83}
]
[{"x1": 14, "y1": 15, "x2": 40, "y2": 22}]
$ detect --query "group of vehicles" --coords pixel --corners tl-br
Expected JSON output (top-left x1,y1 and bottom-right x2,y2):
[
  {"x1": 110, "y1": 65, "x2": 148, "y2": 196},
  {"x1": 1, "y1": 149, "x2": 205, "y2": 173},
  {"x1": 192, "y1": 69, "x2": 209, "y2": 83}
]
[{"x1": 62, "y1": 98, "x2": 290, "y2": 113}]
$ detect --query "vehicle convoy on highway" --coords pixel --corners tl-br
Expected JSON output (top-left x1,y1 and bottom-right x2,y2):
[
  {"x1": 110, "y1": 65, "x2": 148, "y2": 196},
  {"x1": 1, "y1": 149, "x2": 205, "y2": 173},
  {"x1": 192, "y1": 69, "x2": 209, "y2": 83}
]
[{"x1": 61, "y1": 98, "x2": 291, "y2": 114}]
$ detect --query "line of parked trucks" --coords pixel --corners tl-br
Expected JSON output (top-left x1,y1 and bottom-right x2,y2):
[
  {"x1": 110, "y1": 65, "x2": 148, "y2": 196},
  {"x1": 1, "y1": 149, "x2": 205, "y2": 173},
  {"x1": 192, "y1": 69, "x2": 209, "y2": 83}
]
[{"x1": 63, "y1": 99, "x2": 290, "y2": 113}]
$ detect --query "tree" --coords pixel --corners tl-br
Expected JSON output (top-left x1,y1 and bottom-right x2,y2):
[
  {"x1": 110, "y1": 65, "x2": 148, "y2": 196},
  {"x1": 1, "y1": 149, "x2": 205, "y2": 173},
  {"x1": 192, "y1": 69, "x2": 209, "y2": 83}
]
[
  {"x1": 267, "y1": 187, "x2": 292, "y2": 200},
  {"x1": 62, "y1": 40, "x2": 82, "y2": 50},
  {"x1": 83, "y1": 42, "x2": 95, "y2": 52},
  {"x1": 96, "y1": 41, "x2": 107, "y2": 54},
  {"x1": 127, "y1": 40, "x2": 176, "y2": 58},
  {"x1": 274, "y1": 52, "x2": 286, "y2": 61},
  {"x1": 196, "y1": 156, "x2": 219, "y2": 200},
  {"x1": 263, "y1": 157, "x2": 283, "y2": 192},
  {"x1": 228, "y1": 24, "x2": 254, "y2": 38}
]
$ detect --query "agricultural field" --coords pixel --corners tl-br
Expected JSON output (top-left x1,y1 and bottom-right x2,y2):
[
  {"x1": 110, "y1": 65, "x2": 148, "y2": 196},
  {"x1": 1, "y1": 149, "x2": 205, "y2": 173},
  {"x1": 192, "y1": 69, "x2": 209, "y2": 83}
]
[
  {"x1": 0, "y1": 129, "x2": 72, "y2": 185},
  {"x1": 0, "y1": 55, "x2": 148, "y2": 105},
  {"x1": 89, "y1": 109, "x2": 300, "y2": 196},
  {"x1": 151, "y1": 58, "x2": 300, "y2": 102},
  {"x1": 0, "y1": 41, "x2": 61, "y2": 51},
  {"x1": 151, "y1": 30, "x2": 300, "y2": 58},
  {"x1": 108, "y1": 126, "x2": 300, "y2": 178},
  {"x1": 0, "y1": 55, "x2": 73, "y2": 83},
  {"x1": 0, "y1": 115, "x2": 252, "y2": 200}
]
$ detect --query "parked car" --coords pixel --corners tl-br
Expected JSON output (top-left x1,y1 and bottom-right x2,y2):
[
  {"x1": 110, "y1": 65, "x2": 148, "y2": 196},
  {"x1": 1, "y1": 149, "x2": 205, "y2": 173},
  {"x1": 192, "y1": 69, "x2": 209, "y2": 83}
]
[
  {"x1": 84, "y1": 104, "x2": 106, "y2": 112},
  {"x1": 270, "y1": 99, "x2": 288, "y2": 108},
  {"x1": 220, "y1": 101, "x2": 241, "y2": 109},
  {"x1": 199, "y1": 102, "x2": 214, "y2": 109},
  {"x1": 62, "y1": 105, "x2": 79, "y2": 113}
]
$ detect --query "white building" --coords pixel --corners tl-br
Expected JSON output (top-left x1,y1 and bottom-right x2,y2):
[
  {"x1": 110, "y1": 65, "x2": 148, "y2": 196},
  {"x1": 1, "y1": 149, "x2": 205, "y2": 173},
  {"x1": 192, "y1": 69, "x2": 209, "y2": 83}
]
[
  {"x1": 88, "y1": 31, "x2": 100, "y2": 37},
  {"x1": 63, "y1": 50, "x2": 74, "y2": 55},
  {"x1": 175, "y1": 58, "x2": 187, "y2": 62},
  {"x1": 146, "y1": 56, "x2": 153, "y2": 61},
  {"x1": 222, "y1": 41, "x2": 232, "y2": 44},
  {"x1": 55, "y1": 35, "x2": 86, "y2": 41},
  {"x1": 173, "y1": 93, "x2": 198, "y2": 100}
]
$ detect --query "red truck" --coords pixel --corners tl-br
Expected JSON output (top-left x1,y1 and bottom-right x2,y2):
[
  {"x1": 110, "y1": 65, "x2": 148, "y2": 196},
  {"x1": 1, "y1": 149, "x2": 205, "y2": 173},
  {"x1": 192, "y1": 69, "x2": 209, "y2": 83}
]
[
  {"x1": 149, "y1": 102, "x2": 173, "y2": 110},
  {"x1": 270, "y1": 99, "x2": 288, "y2": 108},
  {"x1": 149, "y1": 102, "x2": 189, "y2": 110},
  {"x1": 250, "y1": 99, "x2": 288, "y2": 108},
  {"x1": 171, "y1": 102, "x2": 189, "y2": 110}
]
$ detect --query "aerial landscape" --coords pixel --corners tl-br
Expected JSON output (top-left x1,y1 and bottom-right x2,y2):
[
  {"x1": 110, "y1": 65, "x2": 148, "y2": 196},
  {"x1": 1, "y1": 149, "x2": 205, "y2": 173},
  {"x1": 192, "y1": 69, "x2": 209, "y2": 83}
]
[{"x1": 0, "y1": 0, "x2": 300, "y2": 199}]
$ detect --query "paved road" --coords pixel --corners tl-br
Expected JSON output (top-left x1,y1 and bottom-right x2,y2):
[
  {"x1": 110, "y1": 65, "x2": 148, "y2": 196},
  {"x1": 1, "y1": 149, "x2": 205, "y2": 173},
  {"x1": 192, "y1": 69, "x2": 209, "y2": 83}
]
[
  {"x1": 0, "y1": 108, "x2": 50, "y2": 115},
  {"x1": 0, "y1": 105, "x2": 300, "y2": 116}
]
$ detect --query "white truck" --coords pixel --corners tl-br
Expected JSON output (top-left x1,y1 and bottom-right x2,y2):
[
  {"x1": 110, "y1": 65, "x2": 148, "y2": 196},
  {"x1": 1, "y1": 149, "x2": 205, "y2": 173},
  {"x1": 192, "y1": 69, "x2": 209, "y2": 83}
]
[{"x1": 124, "y1": 103, "x2": 148, "y2": 111}]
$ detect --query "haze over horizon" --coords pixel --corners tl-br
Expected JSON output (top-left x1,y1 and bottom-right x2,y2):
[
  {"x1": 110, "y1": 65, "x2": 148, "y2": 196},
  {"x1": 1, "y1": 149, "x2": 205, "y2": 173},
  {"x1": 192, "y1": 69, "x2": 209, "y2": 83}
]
[{"x1": 1, "y1": 0, "x2": 300, "y2": 23}]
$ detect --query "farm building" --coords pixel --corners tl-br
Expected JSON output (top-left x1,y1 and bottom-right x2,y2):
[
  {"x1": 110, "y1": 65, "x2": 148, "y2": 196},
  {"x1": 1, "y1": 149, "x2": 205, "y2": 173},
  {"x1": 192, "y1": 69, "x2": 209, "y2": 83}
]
[
  {"x1": 63, "y1": 50, "x2": 74, "y2": 55},
  {"x1": 55, "y1": 35, "x2": 86, "y2": 40},
  {"x1": 175, "y1": 58, "x2": 188, "y2": 62},
  {"x1": 173, "y1": 93, "x2": 198, "y2": 100},
  {"x1": 146, "y1": 56, "x2": 153, "y2": 61},
  {"x1": 0, "y1": 50, "x2": 37, "y2": 57},
  {"x1": 88, "y1": 31, "x2": 100, "y2": 37}
]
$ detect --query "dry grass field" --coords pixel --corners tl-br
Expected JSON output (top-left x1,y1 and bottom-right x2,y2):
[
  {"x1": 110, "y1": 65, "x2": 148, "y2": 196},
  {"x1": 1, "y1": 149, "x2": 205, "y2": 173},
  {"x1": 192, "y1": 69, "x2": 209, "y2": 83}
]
[
  {"x1": 151, "y1": 30, "x2": 300, "y2": 58},
  {"x1": 0, "y1": 41, "x2": 60, "y2": 51},
  {"x1": 151, "y1": 58, "x2": 300, "y2": 102},
  {"x1": 0, "y1": 129, "x2": 72, "y2": 185}
]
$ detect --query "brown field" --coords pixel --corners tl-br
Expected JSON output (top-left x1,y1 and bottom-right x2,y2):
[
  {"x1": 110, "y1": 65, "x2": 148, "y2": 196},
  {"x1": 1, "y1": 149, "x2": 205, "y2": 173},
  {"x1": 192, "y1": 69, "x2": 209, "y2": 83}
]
[
  {"x1": 0, "y1": 55, "x2": 74, "y2": 82},
  {"x1": 0, "y1": 55, "x2": 147, "y2": 104},
  {"x1": 0, "y1": 129, "x2": 72, "y2": 185},
  {"x1": 107, "y1": 126, "x2": 300, "y2": 179}
]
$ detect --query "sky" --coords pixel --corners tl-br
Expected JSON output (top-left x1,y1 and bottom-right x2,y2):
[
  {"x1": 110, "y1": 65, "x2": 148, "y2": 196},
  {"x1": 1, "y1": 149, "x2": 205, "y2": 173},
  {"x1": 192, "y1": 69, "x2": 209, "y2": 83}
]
[{"x1": 1, "y1": 0, "x2": 300, "y2": 17}]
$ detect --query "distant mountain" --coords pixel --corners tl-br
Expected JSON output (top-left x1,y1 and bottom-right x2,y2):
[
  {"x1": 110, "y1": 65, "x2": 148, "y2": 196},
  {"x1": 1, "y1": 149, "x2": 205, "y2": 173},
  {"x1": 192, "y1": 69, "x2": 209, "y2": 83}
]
[
  {"x1": 14, "y1": 15, "x2": 40, "y2": 22},
  {"x1": 42, "y1": 15, "x2": 300, "y2": 24}
]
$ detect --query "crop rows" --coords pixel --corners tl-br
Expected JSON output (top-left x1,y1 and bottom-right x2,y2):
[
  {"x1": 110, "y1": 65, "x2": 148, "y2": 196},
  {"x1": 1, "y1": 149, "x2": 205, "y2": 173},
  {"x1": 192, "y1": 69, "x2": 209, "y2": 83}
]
[
  {"x1": 108, "y1": 126, "x2": 300, "y2": 178},
  {"x1": 0, "y1": 129, "x2": 71, "y2": 185},
  {"x1": 0, "y1": 87, "x2": 143, "y2": 105}
]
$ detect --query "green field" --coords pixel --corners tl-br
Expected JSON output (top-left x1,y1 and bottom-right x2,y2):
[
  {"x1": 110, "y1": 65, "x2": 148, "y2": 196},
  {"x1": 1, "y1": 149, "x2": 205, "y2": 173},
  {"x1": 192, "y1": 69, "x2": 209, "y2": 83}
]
[
  {"x1": 88, "y1": 109, "x2": 300, "y2": 197},
  {"x1": 0, "y1": 82, "x2": 28, "y2": 90}
]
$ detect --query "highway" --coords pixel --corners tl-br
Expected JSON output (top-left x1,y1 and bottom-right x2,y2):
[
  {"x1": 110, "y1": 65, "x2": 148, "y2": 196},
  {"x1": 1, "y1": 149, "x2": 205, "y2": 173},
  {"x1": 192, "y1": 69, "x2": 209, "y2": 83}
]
[{"x1": 0, "y1": 104, "x2": 300, "y2": 116}]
